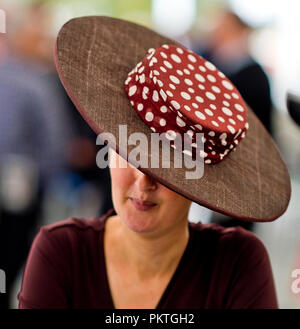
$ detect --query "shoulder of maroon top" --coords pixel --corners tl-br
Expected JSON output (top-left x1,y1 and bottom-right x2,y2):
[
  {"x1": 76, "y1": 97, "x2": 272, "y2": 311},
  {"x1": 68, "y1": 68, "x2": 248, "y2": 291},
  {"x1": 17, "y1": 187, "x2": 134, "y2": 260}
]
[
  {"x1": 189, "y1": 221, "x2": 238, "y2": 234},
  {"x1": 189, "y1": 221, "x2": 267, "y2": 254},
  {"x1": 41, "y1": 208, "x2": 116, "y2": 233},
  {"x1": 189, "y1": 221, "x2": 259, "y2": 241}
]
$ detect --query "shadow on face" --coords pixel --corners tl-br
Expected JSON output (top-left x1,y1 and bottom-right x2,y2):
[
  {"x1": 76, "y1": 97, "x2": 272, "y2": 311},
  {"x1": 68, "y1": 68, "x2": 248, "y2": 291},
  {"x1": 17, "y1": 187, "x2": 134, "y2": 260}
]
[{"x1": 108, "y1": 149, "x2": 192, "y2": 235}]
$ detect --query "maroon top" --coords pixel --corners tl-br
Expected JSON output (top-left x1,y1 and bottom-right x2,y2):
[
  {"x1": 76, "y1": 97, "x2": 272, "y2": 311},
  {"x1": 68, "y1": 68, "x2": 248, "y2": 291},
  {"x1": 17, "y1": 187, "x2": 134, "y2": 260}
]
[{"x1": 18, "y1": 208, "x2": 278, "y2": 309}]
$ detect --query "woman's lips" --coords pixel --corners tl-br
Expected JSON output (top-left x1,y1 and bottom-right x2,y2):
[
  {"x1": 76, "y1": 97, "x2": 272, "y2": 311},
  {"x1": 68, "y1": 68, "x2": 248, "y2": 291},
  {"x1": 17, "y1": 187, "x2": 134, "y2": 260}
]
[{"x1": 129, "y1": 198, "x2": 157, "y2": 211}]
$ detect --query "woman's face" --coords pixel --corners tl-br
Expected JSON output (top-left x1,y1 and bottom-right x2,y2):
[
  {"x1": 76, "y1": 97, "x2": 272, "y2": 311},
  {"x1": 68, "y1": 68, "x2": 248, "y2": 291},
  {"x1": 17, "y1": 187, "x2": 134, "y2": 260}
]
[{"x1": 109, "y1": 150, "x2": 191, "y2": 236}]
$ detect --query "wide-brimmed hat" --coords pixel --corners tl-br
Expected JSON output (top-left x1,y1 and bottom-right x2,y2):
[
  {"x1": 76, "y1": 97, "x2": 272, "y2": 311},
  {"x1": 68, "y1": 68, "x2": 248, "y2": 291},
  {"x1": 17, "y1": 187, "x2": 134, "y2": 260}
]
[{"x1": 54, "y1": 16, "x2": 290, "y2": 222}]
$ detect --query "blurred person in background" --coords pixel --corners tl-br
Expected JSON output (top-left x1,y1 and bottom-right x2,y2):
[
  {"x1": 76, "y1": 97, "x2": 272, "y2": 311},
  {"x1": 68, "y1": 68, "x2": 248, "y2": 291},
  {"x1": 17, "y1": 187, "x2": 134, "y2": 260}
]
[
  {"x1": 46, "y1": 71, "x2": 113, "y2": 222},
  {"x1": 0, "y1": 2, "x2": 113, "y2": 308},
  {"x1": 195, "y1": 8, "x2": 272, "y2": 134},
  {"x1": 0, "y1": 2, "x2": 70, "y2": 309},
  {"x1": 194, "y1": 8, "x2": 273, "y2": 231}
]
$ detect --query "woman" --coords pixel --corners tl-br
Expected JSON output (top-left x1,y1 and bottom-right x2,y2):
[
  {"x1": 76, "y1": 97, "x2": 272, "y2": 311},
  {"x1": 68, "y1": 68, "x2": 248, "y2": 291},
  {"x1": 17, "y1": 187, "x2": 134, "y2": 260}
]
[
  {"x1": 18, "y1": 148, "x2": 279, "y2": 309},
  {"x1": 18, "y1": 16, "x2": 290, "y2": 309}
]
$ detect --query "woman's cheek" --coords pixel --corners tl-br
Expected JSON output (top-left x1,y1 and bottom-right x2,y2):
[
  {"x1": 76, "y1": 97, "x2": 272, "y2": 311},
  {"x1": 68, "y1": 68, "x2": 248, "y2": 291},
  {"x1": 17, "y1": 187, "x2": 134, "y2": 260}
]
[
  {"x1": 111, "y1": 167, "x2": 133, "y2": 198},
  {"x1": 160, "y1": 185, "x2": 180, "y2": 201},
  {"x1": 160, "y1": 185, "x2": 190, "y2": 210}
]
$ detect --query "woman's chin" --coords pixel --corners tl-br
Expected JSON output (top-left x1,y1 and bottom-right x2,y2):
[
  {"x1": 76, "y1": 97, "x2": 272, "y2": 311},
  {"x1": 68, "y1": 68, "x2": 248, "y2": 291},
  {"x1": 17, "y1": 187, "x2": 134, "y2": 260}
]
[{"x1": 121, "y1": 207, "x2": 159, "y2": 234}]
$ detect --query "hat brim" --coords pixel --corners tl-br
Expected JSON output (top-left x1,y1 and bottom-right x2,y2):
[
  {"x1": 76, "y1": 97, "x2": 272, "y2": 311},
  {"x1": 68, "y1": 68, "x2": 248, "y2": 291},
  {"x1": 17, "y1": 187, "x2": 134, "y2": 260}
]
[{"x1": 54, "y1": 16, "x2": 291, "y2": 222}]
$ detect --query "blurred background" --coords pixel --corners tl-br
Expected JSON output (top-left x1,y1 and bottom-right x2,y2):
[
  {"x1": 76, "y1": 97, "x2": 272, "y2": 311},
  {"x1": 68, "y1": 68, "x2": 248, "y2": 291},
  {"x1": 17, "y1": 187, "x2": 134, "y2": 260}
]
[{"x1": 0, "y1": 0, "x2": 300, "y2": 309}]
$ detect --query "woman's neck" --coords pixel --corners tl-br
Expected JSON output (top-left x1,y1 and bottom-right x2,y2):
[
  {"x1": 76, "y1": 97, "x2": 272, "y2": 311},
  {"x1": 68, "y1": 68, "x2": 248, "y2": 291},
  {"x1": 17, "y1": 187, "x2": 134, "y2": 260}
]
[{"x1": 105, "y1": 214, "x2": 189, "y2": 280}]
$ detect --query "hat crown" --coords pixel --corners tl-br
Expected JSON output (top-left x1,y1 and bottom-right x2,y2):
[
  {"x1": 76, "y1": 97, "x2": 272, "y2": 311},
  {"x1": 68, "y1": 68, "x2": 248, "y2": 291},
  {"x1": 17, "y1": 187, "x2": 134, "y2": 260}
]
[{"x1": 125, "y1": 44, "x2": 249, "y2": 164}]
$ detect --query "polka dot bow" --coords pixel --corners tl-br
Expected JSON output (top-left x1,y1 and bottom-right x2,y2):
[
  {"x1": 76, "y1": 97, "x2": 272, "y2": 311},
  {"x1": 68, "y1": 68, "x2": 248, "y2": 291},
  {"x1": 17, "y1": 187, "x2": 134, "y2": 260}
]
[{"x1": 124, "y1": 44, "x2": 249, "y2": 164}]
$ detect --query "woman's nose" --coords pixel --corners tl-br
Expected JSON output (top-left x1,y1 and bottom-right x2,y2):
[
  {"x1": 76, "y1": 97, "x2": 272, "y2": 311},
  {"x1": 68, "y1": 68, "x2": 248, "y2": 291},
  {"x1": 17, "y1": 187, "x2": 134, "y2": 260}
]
[{"x1": 135, "y1": 170, "x2": 157, "y2": 192}]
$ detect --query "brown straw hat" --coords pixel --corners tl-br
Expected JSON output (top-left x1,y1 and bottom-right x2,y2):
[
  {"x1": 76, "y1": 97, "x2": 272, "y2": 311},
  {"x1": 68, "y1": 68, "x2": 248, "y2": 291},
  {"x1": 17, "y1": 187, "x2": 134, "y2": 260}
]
[{"x1": 54, "y1": 16, "x2": 291, "y2": 222}]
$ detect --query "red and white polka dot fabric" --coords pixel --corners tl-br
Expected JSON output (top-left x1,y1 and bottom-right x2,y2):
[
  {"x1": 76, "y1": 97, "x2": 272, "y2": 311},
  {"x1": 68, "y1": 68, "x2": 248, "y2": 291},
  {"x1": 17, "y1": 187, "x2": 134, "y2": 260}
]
[{"x1": 124, "y1": 44, "x2": 249, "y2": 164}]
